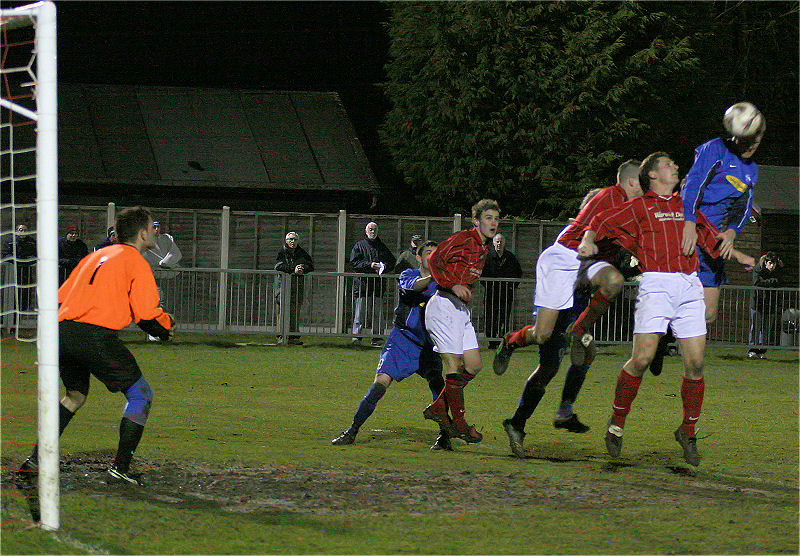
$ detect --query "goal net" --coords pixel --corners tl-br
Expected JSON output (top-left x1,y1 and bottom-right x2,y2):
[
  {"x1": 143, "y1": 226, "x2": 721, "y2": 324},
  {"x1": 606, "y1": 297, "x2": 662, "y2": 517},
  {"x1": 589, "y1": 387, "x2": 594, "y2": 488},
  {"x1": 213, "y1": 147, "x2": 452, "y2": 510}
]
[{"x1": 1, "y1": 1, "x2": 60, "y2": 531}]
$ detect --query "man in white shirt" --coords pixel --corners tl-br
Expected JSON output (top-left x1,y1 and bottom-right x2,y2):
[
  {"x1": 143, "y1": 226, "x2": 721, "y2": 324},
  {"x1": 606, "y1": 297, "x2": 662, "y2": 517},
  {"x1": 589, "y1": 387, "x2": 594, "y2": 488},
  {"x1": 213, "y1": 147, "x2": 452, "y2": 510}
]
[{"x1": 142, "y1": 220, "x2": 182, "y2": 340}]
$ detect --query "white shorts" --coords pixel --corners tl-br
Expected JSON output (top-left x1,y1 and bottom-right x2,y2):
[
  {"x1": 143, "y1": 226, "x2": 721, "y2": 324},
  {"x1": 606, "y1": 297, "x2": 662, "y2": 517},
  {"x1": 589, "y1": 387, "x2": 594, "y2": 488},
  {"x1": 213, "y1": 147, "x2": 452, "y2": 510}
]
[
  {"x1": 424, "y1": 291, "x2": 479, "y2": 355},
  {"x1": 633, "y1": 272, "x2": 706, "y2": 338},
  {"x1": 533, "y1": 242, "x2": 611, "y2": 311}
]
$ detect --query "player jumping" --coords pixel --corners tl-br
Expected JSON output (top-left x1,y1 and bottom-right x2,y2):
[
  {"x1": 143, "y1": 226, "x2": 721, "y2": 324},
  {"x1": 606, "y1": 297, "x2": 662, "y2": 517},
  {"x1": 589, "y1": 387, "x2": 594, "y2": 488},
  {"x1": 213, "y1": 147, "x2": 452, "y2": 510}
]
[{"x1": 579, "y1": 153, "x2": 755, "y2": 466}]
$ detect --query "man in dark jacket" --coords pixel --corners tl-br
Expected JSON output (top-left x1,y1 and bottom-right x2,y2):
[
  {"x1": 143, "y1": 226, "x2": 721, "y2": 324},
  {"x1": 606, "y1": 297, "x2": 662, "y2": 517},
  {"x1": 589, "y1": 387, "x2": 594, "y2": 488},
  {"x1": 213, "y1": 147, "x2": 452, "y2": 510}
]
[
  {"x1": 1, "y1": 223, "x2": 37, "y2": 316},
  {"x1": 350, "y1": 221, "x2": 396, "y2": 346},
  {"x1": 275, "y1": 231, "x2": 314, "y2": 345},
  {"x1": 394, "y1": 234, "x2": 422, "y2": 273},
  {"x1": 482, "y1": 233, "x2": 523, "y2": 348},
  {"x1": 748, "y1": 252, "x2": 783, "y2": 359},
  {"x1": 58, "y1": 224, "x2": 89, "y2": 285}
]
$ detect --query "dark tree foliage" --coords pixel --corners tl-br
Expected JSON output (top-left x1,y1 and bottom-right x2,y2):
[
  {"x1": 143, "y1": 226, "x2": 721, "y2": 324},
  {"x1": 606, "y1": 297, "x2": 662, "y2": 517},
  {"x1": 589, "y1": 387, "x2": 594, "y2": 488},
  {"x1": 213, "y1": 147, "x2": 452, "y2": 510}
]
[
  {"x1": 381, "y1": 2, "x2": 699, "y2": 217},
  {"x1": 380, "y1": 1, "x2": 798, "y2": 218}
]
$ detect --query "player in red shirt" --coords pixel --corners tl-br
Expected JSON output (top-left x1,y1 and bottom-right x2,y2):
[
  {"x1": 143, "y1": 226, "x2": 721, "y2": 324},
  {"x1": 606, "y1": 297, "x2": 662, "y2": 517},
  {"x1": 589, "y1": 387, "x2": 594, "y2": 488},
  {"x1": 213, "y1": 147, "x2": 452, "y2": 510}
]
[
  {"x1": 493, "y1": 161, "x2": 644, "y2": 384},
  {"x1": 422, "y1": 199, "x2": 500, "y2": 444},
  {"x1": 494, "y1": 160, "x2": 643, "y2": 457},
  {"x1": 579, "y1": 152, "x2": 755, "y2": 466}
]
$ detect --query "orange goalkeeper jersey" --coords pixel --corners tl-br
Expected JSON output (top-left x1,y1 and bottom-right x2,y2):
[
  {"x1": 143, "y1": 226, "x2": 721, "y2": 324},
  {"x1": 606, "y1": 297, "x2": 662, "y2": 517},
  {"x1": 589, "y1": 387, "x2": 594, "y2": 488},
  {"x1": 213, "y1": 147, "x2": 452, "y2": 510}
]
[{"x1": 58, "y1": 244, "x2": 171, "y2": 331}]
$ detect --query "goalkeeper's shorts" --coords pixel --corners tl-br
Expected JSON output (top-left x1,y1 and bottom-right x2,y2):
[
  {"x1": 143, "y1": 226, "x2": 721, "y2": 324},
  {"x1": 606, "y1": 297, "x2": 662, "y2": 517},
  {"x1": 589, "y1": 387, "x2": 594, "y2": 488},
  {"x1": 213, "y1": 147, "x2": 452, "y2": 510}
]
[{"x1": 59, "y1": 320, "x2": 142, "y2": 395}]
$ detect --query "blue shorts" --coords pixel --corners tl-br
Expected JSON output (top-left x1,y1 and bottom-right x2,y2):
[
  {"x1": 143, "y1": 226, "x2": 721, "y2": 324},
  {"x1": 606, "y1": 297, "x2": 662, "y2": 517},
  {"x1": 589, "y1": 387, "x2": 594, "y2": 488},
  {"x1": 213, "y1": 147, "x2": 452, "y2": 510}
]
[
  {"x1": 697, "y1": 246, "x2": 726, "y2": 287},
  {"x1": 375, "y1": 328, "x2": 442, "y2": 382}
]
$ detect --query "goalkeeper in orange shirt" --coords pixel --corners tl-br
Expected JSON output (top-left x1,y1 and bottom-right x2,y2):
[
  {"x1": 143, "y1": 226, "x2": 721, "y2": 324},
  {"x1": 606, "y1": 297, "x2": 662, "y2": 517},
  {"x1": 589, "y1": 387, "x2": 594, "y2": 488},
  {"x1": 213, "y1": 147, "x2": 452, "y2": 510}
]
[{"x1": 17, "y1": 207, "x2": 174, "y2": 487}]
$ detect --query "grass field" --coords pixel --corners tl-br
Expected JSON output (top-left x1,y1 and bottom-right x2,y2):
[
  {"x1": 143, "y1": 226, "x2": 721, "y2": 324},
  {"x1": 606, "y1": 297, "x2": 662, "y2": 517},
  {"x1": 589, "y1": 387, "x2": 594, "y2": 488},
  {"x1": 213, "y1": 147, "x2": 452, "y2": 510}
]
[{"x1": 2, "y1": 333, "x2": 798, "y2": 554}]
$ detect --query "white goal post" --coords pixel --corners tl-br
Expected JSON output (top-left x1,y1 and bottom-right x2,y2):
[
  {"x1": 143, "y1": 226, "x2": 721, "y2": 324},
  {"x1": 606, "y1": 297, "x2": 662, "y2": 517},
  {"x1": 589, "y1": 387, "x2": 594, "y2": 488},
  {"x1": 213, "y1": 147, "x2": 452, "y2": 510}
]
[{"x1": 1, "y1": 1, "x2": 59, "y2": 530}]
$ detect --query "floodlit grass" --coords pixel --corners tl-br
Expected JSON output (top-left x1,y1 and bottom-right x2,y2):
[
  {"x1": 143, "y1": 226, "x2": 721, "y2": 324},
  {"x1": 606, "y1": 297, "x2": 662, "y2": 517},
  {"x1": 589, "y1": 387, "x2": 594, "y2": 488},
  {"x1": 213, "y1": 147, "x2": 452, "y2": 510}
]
[{"x1": 2, "y1": 333, "x2": 798, "y2": 554}]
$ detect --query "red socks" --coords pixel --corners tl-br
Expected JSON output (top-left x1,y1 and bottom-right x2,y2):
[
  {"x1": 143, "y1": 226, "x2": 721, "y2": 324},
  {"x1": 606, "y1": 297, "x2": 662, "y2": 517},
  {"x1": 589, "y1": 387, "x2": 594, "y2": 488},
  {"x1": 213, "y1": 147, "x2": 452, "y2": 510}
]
[
  {"x1": 680, "y1": 377, "x2": 705, "y2": 436},
  {"x1": 440, "y1": 372, "x2": 476, "y2": 427},
  {"x1": 506, "y1": 325, "x2": 534, "y2": 348},
  {"x1": 572, "y1": 289, "x2": 612, "y2": 337},
  {"x1": 443, "y1": 376, "x2": 466, "y2": 426},
  {"x1": 610, "y1": 368, "x2": 642, "y2": 428},
  {"x1": 609, "y1": 369, "x2": 704, "y2": 435}
]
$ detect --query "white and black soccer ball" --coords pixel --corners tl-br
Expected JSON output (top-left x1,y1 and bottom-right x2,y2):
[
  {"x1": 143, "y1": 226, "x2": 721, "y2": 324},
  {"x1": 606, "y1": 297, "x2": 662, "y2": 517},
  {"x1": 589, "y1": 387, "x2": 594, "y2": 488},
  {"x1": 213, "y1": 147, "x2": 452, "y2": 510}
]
[{"x1": 723, "y1": 102, "x2": 764, "y2": 138}]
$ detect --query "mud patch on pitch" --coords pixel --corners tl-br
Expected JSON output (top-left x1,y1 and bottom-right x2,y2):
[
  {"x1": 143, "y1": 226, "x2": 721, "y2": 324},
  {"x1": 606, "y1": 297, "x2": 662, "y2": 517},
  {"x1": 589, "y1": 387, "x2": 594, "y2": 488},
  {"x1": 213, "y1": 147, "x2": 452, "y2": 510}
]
[{"x1": 43, "y1": 454, "x2": 795, "y2": 518}]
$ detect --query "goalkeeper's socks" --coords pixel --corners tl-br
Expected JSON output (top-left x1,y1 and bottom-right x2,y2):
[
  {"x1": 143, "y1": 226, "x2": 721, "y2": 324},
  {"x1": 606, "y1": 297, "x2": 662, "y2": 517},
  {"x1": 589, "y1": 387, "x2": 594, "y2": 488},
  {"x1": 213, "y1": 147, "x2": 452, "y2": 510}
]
[
  {"x1": 27, "y1": 403, "x2": 75, "y2": 463},
  {"x1": 509, "y1": 378, "x2": 545, "y2": 432},
  {"x1": 113, "y1": 417, "x2": 145, "y2": 473},
  {"x1": 352, "y1": 382, "x2": 387, "y2": 430}
]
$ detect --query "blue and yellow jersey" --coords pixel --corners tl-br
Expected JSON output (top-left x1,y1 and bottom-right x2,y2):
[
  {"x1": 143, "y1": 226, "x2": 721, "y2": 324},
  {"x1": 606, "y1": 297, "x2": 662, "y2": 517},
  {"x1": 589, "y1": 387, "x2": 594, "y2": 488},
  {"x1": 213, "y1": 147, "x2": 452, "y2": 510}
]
[{"x1": 682, "y1": 137, "x2": 758, "y2": 235}]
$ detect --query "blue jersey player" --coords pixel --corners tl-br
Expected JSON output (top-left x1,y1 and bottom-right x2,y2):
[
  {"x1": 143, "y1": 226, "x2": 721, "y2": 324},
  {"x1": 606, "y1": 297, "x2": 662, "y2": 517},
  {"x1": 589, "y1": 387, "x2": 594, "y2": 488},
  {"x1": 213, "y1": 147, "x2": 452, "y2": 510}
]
[
  {"x1": 332, "y1": 241, "x2": 453, "y2": 450},
  {"x1": 680, "y1": 107, "x2": 765, "y2": 323},
  {"x1": 646, "y1": 105, "x2": 766, "y2": 376}
]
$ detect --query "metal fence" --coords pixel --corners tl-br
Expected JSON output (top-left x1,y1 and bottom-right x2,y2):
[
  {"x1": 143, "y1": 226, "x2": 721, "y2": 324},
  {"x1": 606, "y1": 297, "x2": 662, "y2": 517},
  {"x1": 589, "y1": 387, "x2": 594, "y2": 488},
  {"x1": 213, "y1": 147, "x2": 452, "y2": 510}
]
[
  {"x1": 151, "y1": 269, "x2": 800, "y2": 349},
  {"x1": 3, "y1": 264, "x2": 798, "y2": 349}
]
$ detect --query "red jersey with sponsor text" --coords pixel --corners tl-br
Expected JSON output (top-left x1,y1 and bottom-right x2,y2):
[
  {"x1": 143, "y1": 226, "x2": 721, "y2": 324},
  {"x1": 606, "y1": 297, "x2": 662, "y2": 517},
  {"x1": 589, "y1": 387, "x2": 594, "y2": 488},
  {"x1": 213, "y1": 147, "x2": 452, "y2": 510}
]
[
  {"x1": 588, "y1": 191, "x2": 720, "y2": 274},
  {"x1": 427, "y1": 227, "x2": 489, "y2": 291}
]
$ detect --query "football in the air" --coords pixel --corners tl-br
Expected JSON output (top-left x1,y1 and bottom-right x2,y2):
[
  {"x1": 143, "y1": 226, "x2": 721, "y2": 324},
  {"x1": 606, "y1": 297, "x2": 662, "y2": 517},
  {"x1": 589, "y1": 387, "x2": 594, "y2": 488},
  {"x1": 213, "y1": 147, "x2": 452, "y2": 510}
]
[{"x1": 723, "y1": 102, "x2": 764, "y2": 138}]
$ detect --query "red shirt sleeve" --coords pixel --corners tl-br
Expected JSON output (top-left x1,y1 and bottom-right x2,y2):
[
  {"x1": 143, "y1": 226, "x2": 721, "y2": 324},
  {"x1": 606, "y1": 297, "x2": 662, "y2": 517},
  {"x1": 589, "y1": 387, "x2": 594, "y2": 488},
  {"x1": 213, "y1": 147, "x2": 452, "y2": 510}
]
[{"x1": 695, "y1": 210, "x2": 721, "y2": 258}]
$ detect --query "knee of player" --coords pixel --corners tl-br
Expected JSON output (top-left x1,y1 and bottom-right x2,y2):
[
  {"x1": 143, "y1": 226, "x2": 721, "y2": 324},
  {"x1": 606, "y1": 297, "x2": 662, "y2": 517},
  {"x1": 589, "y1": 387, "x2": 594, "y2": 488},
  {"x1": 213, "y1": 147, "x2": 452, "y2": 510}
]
[
  {"x1": 374, "y1": 373, "x2": 393, "y2": 388},
  {"x1": 531, "y1": 328, "x2": 552, "y2": 346},
  {"x1": 630, "y1": 353, "x2": 653, "y2": 372},
  {"x1": 464, "y1": 361, "x2": 482, "y2": 376},
  {"x1": 601, "y1": 269, "x2": 625, "y2": 296},
  {"x1": 683, "y1": 357, "x2": 704, "y2": 377},
  {"x1": 122, "y1": 376, "x2": 154, "y2": 426},
  {"x1": 61, "y1": 390, "x2": 87, "y2": 413}
]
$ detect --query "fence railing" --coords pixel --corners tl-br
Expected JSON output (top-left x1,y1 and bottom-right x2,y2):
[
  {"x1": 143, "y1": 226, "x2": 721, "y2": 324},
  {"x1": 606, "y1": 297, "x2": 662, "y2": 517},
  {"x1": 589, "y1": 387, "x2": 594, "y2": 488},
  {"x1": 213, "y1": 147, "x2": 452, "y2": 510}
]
[
  {"x1": 3, "y1": 263, "x2": 798, "y2": 349},
  {"x1": 154, "y1": 269, "x2": 800, "y2": 348}
]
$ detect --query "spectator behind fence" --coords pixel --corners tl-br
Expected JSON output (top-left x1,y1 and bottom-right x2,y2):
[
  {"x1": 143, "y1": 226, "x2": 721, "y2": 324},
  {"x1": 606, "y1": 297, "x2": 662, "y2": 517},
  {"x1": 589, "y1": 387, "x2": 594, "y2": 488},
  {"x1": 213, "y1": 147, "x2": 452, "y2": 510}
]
[
  {"x1": 274, "y1": 231, "x2": 314, "y2": 345},
  {"x1": 58, "y1": 224, "x2": 89, "y2": 284},
  {"x1": 394, "y1": 234, "x2": 423, "y2": 273},
  {"x1": 94, "y1": 226, "x2": 117, "y2": 251},
  {"x1": 482, "y1": 233, "x2": 522, "y2": 349},
  {"x1": 350, "y1": 221, "x2": 396, "y2": 346},
  {"x1": 1, "y1": 223, "x2": 37, "y2": 318},
  {"x1": 142, "y1": 219, "x2": 182, "y2": 341},
  {"x1": 748, "y1": 252, "x2": 784, "y2": 359}
]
